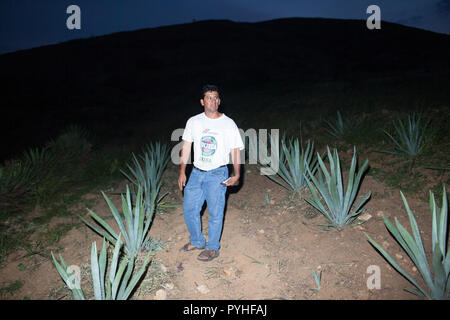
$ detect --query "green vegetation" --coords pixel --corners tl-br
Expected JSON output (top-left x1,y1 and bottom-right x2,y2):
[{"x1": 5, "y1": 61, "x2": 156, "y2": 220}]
[
  {"x1": 310, "y1": 269, "x2": 322, "y2": 291},
  {"x1": 52, "y1": 237, "x2": 152, "y2": 300},
  {"x1": 366, "y1": 186, "x2": 449, "y2": 299},
  {"x1": 383, "y1": 112, "x2": 430, "y2": 158},
  {"x1": 323, "y1": 110, "x2": 351, "y2": 140},
  {"x1": 262, "y1": 137, "x2": 317, "y2": 193},
  {"x1": 305, "y1": 146, "x2": 371, "y2": 229},
  {"x1": 81, "y1": 185, "x2": 152, "y2": 259},
  {"x1": 0, "y1": 280, "x2": 23, "y2": 299},
  {"x1": 121, "y1": 142, "x2": 170, "y2": 215}
]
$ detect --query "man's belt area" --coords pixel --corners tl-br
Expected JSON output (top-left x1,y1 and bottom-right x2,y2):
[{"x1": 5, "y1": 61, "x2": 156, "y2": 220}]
[{"x1": 194, "y1": 165, "x2": 227, "y2": 172}]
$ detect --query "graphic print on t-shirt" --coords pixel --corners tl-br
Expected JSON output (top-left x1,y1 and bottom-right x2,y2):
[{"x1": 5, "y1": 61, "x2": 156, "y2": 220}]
[{"x1": 200, "y1": 135, "x2": 217, "y2": 163}]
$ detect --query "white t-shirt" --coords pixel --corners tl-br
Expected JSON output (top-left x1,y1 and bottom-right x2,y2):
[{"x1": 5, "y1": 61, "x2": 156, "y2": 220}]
[{"x1": 182, "y1": 112, "x2": 244, "y2": 171}]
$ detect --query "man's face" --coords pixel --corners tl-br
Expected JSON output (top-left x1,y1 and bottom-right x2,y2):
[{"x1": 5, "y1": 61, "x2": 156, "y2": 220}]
[{"x1": 201, "y1": 91, "x2": 220, "y2": 113}]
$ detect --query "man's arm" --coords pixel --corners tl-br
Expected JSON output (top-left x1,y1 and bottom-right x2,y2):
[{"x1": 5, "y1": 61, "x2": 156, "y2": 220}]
[
  {"x1": 225, "y1": 147, "x2": 241, "y2": 186},
  {"x1": 178, "y1": 141, "x2": 192, "y2": 191}
]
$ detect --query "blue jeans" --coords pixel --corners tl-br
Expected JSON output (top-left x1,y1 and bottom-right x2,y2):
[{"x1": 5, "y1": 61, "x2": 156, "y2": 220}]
[{"x1": 183, "y1": 166, "x2": 228, "y2": 251}]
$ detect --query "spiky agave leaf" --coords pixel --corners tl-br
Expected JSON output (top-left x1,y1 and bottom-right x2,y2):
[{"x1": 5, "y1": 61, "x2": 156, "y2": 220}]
[
  {"x1": 51, "y1": 252, "x2": 85, "y2": 300},
  {"x1": 80, "y1": 184, "x2": 151, "y2": 258},
  {"x1": 305, "y1": 146, "x2": 371, "y2": 228},
  {"x1": 366, "y1": 186, "x2": 449, "y2": 299},
  {"x1": 261, "y1": 135, "x2": 318, "y2": 193},
  {"x1": 383, "y1": 112, "x2": 430, "y2": 157}
]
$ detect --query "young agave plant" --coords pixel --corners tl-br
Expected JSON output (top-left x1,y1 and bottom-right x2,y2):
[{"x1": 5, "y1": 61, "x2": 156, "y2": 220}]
[
  {"x1": 52, "y1": 236, "x2": 151, "y2": 300},
  {"x1": 305, "y1": 146, "x2": 371, "y2": 229},
  {"x1": 121, "y1": 141, "x2": 170, "y2": 215},
  {"x1": 366, "y1": 186, "x2": 449, "y2": 300},
  {"x1": 383, "y1": 112, "x2": 430, "y2": 157},
  {"x1": 324, "y1": 110, "x2": 351, "y2": 139},
  {"x1": 80, "y1": 185, "x2": 152, "y2": 258},
  {"x1": 262, "y1": 135, "x2": 318, "y2": 193}
]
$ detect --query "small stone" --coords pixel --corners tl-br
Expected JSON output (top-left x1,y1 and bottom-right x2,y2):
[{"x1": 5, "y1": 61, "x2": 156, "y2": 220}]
[
  {"x1": 196, "y1": 284, "x2": 210, "y2": 294},
  {"x1": 221, "y1": 267, "x2": 238, "y2": 280},
  {"x1": 269, "y1": 200, "x2": 275, "y2": 205},
  {"x1": 395, "y1": 254, "x2": 403, "y2": 260},
  {"x1": 258, "y1": 229, "x2": 265, "y2": 234},
  {"x1": 412, "y1": 267, "x2": 417, "y2": 272},
  {"x1": 358, "y1": 213, "x2": 372, "y2": 222},
  {"x1": 382, "y1": 241, "x2": 390, "y2": 249},
  {"x1": 163, "y1": 283, "x2": 174, "y2": 290},
  {"x1": 376, "y1": 211, "x2": 384, "y2": 217},
  {"x1": 155, "y1": 289, "x2": 167, "y2": 300}
]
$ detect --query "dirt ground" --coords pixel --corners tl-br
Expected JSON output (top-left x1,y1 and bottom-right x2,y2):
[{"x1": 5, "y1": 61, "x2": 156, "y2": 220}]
[{"x1": 0, "y1": 158, "x2": 444, "y2": 300}]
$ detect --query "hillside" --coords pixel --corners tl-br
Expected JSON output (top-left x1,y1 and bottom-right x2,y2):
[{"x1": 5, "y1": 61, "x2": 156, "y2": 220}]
[{"x1": 1, "y1": 18, "x2": 450, "y2": 161}]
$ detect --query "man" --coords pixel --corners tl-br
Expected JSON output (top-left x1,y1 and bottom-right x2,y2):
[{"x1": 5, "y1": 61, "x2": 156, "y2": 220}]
[{"x1": 178, "y1": 84, "x2": 244, "y2": 262}]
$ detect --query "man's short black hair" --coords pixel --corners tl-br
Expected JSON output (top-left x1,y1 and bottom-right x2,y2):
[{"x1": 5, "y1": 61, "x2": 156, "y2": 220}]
[{"x1": 201, "y1": 84, "x2": 220, "y2": 99}]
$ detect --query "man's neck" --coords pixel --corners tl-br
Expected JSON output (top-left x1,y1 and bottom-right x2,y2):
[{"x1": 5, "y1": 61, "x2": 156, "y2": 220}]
[{"x1": 204, "y1": 111, "x2": 223, "y2": 119}]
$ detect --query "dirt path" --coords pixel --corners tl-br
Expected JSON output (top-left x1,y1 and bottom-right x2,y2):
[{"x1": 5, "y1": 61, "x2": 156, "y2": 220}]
[{"x1": 0, "y1": 164, "x2": 433, "y2": 300}]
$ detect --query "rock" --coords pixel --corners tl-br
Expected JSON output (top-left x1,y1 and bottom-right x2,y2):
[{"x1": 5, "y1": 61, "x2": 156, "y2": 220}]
[
  {"x1": 258, "y1": 229, "x2": 265, "y2": 234},
  {"x1": 395, "y1": 254, "x2": 403, "y2": 260},
  {"x1": 412, "y1": 267, "x2": 417, "y2": 272},
  {"x1": 221, "y1": 267, "x2": 239, "y2": 280},
  {"x1": 382, "y1": 241, "x2": 390, "y2": 249},
  {"x1": 357, "y1": 213, "x2": 372, "y2": 222},
  {"x1": 196, "y1": 284, "x2": 210, "y2": 294},
  {"x1": 155, "y1": 289, "x2": 167, "y2": 300},
  {"x1": 163, "y1": 283, "x2": 174, "y2": 290},
  {"x1": 376, "y1": 211, "x2": 384, "y2": 217},
  {"x1": 269, "y1": 200, "x2": 275, "y2": 205}
]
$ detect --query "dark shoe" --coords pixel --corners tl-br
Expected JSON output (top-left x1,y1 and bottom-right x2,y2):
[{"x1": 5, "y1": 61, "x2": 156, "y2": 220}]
[
  {"x1": 197, "y1": 249, "x2": 220, "y2": 262},
  {"x1": 180, "y1": 242, "x2": 205, "y2": 252}
]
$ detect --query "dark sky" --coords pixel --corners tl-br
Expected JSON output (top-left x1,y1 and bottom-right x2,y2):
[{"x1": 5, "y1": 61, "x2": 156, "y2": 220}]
[{"x1": 1, "y1": 0, "x2": 450, "y2": 55}]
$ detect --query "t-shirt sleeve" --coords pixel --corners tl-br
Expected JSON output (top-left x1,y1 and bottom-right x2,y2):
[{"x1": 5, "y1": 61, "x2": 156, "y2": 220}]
[
  {"x1": 229, "y1": 123, "x2": 245, "y2": 151},
  {"x1": 182, "y1": 118, "x2": 194, "y2": 142}
]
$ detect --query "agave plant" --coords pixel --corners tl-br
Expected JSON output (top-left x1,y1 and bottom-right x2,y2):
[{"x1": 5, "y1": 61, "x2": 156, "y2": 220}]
[
  {"x1": 323, "y1": 110, "x2": 351, "y2": 139},
  {"x1": 263, "y1": 136, "x2": 318, "y2": 193},
  {"x1": 305, "y1": 146, "x2": 371, "y2": 229},
  {"x1": 383, "y1": 112, "x2": 430, "y2": 157},
  {"x1": 121, "y1": 141, "x2": 170, "y2": 215},
  {"x1": 80, "y1": 185, "x2": 152, "y2": 258},
  {"x1": 366, "y1": 186, "x2": 449, "y2": 299},
  {"x1": 52, "y1": 236, "x2": 151, "y2": 300}
]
